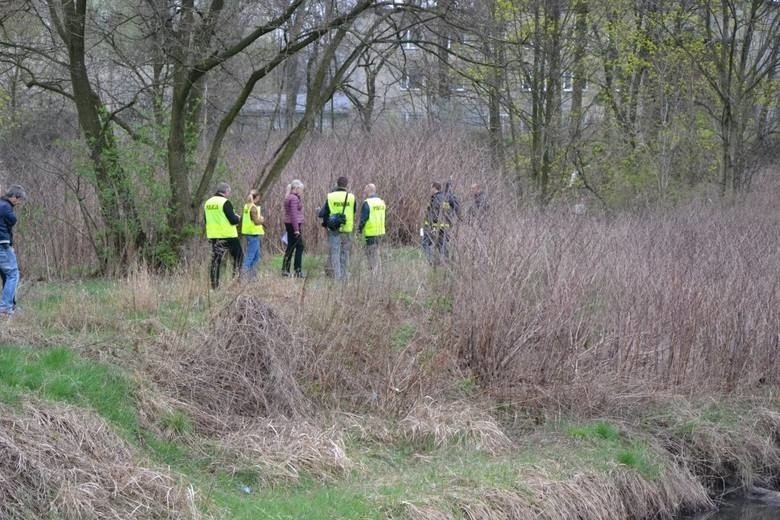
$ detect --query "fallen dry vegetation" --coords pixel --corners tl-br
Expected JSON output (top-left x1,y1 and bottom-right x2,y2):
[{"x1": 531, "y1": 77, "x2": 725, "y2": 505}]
[
  {"x1": 0, "y1": 400, "x2": 197, "y2": 519},
  {"x1": 3, "y1": 173, "x2": 780, "y2": 518}
]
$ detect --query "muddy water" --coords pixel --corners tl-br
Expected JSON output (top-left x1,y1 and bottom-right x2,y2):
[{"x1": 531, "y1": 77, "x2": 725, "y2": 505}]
[{"x1": 685, "y1": 498, "x2": 780, "y2": 519}]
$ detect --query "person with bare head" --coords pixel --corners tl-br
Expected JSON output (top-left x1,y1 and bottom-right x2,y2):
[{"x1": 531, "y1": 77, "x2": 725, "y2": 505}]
[
  {"x1": 318, "y1": 175, "x2": 356, "y2": 280},
  {"x1": 0, "y1": 184, "x2": 26, "y2": 316},
  {"x1": 204, "y1": 182, "x2": 243, "y2": 289},
  {"x1": 282, "y1": 180, "x2": 305, "y2": 277},
  {"x1": 357, "y1": 183, "x2": 386, "y2": 272},
  {"x1": 467, "y1": 182, "x2": 489, "y2": 224},
  {"x1": 240, "y1": 189, "x2": 265, "y2": 280},
  {"x1": 422, "y1": 181, "x2": 459, "y2": 265}
]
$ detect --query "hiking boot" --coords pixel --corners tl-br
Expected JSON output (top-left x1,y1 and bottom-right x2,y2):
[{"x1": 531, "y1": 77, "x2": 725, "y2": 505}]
[
  {"x1": 281, "y1": 271, "x2": 291, "y2": 277},
  {"x1": 293, "y1": 271, "x2": 306, "y2": 278}
]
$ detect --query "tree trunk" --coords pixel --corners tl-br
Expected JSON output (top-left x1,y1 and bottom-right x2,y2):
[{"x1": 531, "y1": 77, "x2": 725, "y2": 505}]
[{"x1": 57, "y1": 0, "x2": 145, "y2": 271}]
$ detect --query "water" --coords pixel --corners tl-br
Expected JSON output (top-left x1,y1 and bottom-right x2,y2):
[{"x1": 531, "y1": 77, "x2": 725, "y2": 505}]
[{"x1": 685, "y1": 498, "x2": 780, "y2": 520}]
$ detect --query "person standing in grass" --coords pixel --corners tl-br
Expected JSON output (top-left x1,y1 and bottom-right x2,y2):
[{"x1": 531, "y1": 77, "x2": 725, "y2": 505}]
[
  {"x1": 204, "y1": 182, "x2": 242, "y2": 289},
  {"x1": 357, "y1": 183, "x2": 386, "y2": 272},
  {"x1": 241, "y1": 189, "x2": 265, "y2": 280},
  {"x1": 282, "y1": 180, "x2": 305, "y2": 278},
  {"x1": 0, "y1": 185, "x2": 26, "y2": 316},
  {"x1": 318, "y1": 176, "x2": 356, "y2": 280},
  {"x1": 466, "y1": 182, "x2": 488, "y2": 224},
  {"x1": 422, "y1": 181, "x2": 460, "y2": 265}
]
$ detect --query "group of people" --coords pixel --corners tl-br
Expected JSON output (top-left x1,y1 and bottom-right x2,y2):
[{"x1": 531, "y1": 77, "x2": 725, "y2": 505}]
[
  {"x1": 203, "y1": 182, "x2": 266, "y2": 289},
  {"x1": 203, "y1": 176, "x2": 386, "y2": 287},
  {"x1": 0, "y1": 176, "x2": 487, "y2": 313},
  {"x1": 204, "y1": 176, "x2": 488, "y2": 287}
]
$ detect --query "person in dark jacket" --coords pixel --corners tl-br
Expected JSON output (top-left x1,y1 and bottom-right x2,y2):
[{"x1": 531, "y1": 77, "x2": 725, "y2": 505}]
[
  {"x1": 0, "y1": 185, "x2": 26, "y2": 316},
  {"x1": 204, "y1": 182, "x2": 242, "y2": 289},
  {"x1": 422, "y1": 181, "x2": 460, "y2": 265},
  {"x1": 282, "y1": 179, "x2": 305, "y2": 277}
]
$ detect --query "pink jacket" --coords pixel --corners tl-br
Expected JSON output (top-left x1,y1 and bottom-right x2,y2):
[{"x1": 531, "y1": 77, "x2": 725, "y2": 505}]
[{"x1": 284, "y1": 192, "x2": 304, "y2": 232}]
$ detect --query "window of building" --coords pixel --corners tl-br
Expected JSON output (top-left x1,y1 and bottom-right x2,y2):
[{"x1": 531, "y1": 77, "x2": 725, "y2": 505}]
[
  {"x1": 400, "y1": 65, "x2": 424, "y2": 91},
  {"x1": 403, "y1": 28, "x2": 422, "y2": 50},
  {"x1": 562, "y1": 71, "x2": 573, "y2": 92}
]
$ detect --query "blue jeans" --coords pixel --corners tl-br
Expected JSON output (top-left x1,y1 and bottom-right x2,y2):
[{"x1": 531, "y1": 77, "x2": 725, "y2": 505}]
[
  {"x1": 242, "y1": 235, "x2": 262, "y2": 279},
  {"x1": 327, "y1": 230, "x2": 351, "y2": 280},
  {"x1": 0, "y1": 245, "x2": 19, "y2": 313}
]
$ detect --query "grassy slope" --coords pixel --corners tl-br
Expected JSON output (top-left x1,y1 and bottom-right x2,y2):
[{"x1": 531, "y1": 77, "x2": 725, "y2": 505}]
[
  {"x1": 0, "y1": 344, "x2": 675, "y2": 519},
  {"x1": 2, "y1": 254, "x2": 779, "y2": 519}
]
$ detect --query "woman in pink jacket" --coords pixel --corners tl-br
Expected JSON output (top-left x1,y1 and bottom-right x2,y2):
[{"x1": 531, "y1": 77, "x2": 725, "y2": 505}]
[{"x1": 282, "y1": 180, "x2": 305, "y2": 277}]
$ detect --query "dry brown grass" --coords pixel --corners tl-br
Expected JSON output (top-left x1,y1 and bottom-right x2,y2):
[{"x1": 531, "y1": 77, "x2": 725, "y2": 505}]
[
  {"x1": 400, "y1": 399, "x2": 514, "y2": 454},
  {"x1": 153, "y1": 294, "x2": 309, "y2": 424},
  {"x1": 214, "y1": 419, "x2": 354, "y2": 484},
  {"x1": 294, "y1": 252, "x2": 466, "y2": 412},
  {"x1": 0, "y1": 400, "x2": 198, "y2": 519},
  {"x1": 646, "y1": 397, "x2": 780, "y2": 495},
  {"x1": 401, "y1": 466, "x2": 712, "y2": 520}
]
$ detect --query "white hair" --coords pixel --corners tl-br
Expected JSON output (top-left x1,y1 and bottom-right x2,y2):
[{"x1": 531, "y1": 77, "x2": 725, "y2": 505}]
[{"x1": 286, "y1": 179, "x2": 304, "y2": 196}]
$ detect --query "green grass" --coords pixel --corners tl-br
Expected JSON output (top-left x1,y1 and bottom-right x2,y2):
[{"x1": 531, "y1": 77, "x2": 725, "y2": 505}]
[
  {"x1": 564, "y1": 420, "x2": 660, "y2": 479},
  {"x1": 567, "y1": 420, "x2": 620, "y2": 441},
  {"x1": 267, "y1": 252, "x2": 327, "y2": 278},
  {"x1": 211, "y1": 482, "x2": 380, "y2": 520},
  {"x1": 391, "y1": 323, "x2": 416, "y2": 350},
  {"x1": 0, "y1": 345, "x2": 139, "y2": 437},
  {"x1": 159, "y1": 409, "x2": 194, "y2": 436}
]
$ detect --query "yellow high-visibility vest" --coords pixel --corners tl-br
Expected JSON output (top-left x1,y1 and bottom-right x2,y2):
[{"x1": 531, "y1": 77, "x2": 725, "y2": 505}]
[
  {"x1": 204, "y1": 195, "x2": 238, "y2": 239},
  {"x1": 241, "y1": 203, "x2": 265, "y2": 236},
  {"x1": 362, "y1": 197, "x2": 386, "y2": 238},
  {"x1": 327, "y1": 190, "x2": 356, "y2": 233}
]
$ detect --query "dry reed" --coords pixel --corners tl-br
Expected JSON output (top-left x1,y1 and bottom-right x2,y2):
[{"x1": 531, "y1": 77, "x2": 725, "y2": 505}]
[
  {"x1": 400, "y1": 399, "x2": 514, "y2": 454},
  {"x1": 156, "y1": 294, "x2": 309, "y2": 423},
  {"x1": 0, "y1": 400, "x2": 198, "y2": 519},
  {"x1": 449, "y1": 190, "x2": 780, "y2": 397},
  {"x1": 215, "y1": 419, "x2": 353, "y2": 484}
]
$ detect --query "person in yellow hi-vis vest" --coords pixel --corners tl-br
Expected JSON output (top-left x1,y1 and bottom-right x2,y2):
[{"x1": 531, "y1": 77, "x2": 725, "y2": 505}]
[
  {"x1": 240, "y1": 189, "x2": 265, "y2": 280},
  {"x1": 204, "y1": 182, "x2": 242, "y2": 289},
  {"x1": 357, "y1": 183, "x2": 386, "y2": 272},
  {"x1": 318, "y1": 176, "x2": 356, "y2": 280}
]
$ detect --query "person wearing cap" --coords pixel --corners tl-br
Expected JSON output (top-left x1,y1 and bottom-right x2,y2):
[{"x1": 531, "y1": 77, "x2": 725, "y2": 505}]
[
  {"x1": 204, "y1": 182, "x2": 242, "y2": 289},
  {"x1": 0, "y1": 185, "x2": 26, "y2": 316},
  {"x1": 357, "y1": 183, "x2": 386, "y2": 272}
]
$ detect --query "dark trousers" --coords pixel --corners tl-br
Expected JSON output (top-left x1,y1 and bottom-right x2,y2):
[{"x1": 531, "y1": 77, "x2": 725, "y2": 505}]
[
  {"x1": 282, "y1": 223, "x2": 304, "y2": 273},
  {"x1": 422, "y1": 228, "x2": 450, "y2": 265},
  {"x1": 210, "y1": 237, "x2": 243, "y2": 289}
]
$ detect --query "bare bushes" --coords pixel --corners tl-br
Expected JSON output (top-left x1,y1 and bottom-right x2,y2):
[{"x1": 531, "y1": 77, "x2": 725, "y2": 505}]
[
  {"x1": 0, "y1": 400, "x2": 196, "y2": 519},
  {"x1": 160, "y1": 294, "x2": 309, "y2": 422},
  {"x1": 231, "y1": 126, "x2": 491, "y2": 254},
  {"x1": 299, "y1": 256, "x2": 463, "y2": 410},
  {"x1": 450, "y1": 193, "x2": 780, "y2": 396}
]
